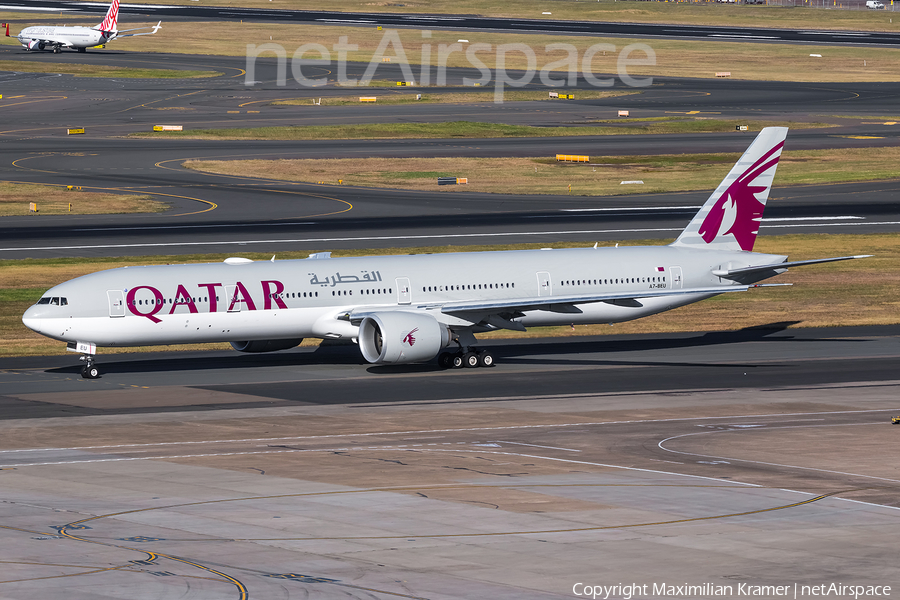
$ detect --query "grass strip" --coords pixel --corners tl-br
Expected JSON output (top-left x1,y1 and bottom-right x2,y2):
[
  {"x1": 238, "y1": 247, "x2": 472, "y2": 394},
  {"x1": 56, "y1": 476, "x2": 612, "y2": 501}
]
[
  {"x1": 0, "y1": 60, "x2": 219, "y2": 79},
  {"x1": 136, "y1": 119, "x2": 826, "y2": 141},
  {"x1": 183, "y1": 145, "x2": 896, "y2": 196},
  {"x1": 0, "y1": 182, "x2": 167, "y2": 216},
  {"x1": 2, "y1": 234, "x2": 897, "y2": 357}
]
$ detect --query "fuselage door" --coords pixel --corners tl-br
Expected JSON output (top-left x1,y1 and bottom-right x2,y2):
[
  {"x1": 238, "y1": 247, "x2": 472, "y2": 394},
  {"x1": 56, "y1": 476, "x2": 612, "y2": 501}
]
[
  {"x1": 669, "y1": 266, "x2": 683, "y2": 289},
  {"x1": 536, "y1": 271, "x2": 552, "y2": 296},
  {"x1": 107, "y1": 290, "x2": 125, "y2": 317},
  {"x1": 396, "y1": 277, "x2": 411, "y2": 305},
  {"x1": 225, "y1": 285, "x2": 241, "y2": 312}
]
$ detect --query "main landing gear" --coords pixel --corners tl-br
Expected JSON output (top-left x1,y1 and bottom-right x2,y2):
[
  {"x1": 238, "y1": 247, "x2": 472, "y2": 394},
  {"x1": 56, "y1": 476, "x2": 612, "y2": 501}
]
[
  {"x1": 438, "y1": 349, "x2": 494, "y2": 369},
  {"x1": 80, "y1": 354, "x2": 100, "y2": 379}
]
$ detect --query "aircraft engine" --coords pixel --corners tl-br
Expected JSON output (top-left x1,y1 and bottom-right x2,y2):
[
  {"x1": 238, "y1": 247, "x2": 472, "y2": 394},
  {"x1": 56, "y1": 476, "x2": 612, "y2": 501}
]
[
  {"x1": 27, "y1": 40, "x2": 42, "y2": 51},
  {"x1": 229, "y1": 338, "x2": 304, "y2": 353},
  {"x1": 358, "y1": 312, "x2": 450, "y2": 364}
]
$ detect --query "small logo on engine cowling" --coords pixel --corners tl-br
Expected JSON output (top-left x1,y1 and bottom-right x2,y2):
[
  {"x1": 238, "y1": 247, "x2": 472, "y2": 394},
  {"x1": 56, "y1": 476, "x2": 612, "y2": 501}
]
[{"x1": 402, "y1": 328, "x2": 419, "y2": 347}]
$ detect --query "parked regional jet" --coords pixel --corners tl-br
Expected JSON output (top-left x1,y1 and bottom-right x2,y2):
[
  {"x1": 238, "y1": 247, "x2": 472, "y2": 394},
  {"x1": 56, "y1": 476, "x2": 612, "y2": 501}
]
[
  {"x1": 10, "y1": 0, "x2": 160, "y2": 53},
  {"x1": 23, "y1": 128, "x2": 868, "y2": 378}
]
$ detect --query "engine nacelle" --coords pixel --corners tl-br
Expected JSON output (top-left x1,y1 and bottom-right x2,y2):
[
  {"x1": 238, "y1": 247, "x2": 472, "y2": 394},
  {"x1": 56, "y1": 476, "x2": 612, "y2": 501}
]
[
  {"x1": 230, "y1": 338, "x2": 304, "y2": 353},
  {"x1": 358, "y1": 312, "x2": 450, "y2": 364},
  {"x1": 27, "y1": 40, "x2": 42, "y2": 51}
]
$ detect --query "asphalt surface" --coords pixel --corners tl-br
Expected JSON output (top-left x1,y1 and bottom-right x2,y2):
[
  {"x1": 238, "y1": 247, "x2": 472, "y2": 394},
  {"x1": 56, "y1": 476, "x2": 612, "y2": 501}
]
[
  {"x1": 5, "y1": 0, "x2": 900, "y2": 46},
  {"x1": 2, "y1": 48, "x2": 900, "y2": 257},
  {"x1": 3, "y1": 324, "x2": 898, "y2": 416}
]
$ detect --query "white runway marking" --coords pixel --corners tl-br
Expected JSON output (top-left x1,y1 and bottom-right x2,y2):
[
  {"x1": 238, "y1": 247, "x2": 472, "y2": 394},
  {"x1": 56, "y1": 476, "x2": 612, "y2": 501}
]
[
  {"x1": 0, "y1": 228, "x2": 684, "y2": 253},
  {"x1": 0, "y1": 407, "x2": 892, "y2": 454},
  {"x1": 0, "y1": 445, "x2": 758, "y2": 488},
  {"x1": 762, "y1": 220, "x2": 900, "y2": 229},
  {"x1": 658, "y1": 421, "x2": 900, "y2": 485},
  {"x1": 494, "y1": 441, "x2": 582, "y2": 452},
  {"x1": 5, "y1": 220, "x2": 900, "y2": 253},
  {"x1": 561, "y1": 206, "x2": 701, "y2": 212},
  {"x1": 761, "y1": 216, "x2": 863, "y2": 222}
]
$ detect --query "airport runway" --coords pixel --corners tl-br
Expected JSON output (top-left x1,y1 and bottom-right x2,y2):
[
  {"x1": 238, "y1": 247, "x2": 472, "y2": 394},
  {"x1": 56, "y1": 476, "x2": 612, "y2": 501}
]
[
  {"x1": 1, "y1": 325, "x2": 899, "y2": 598},
  {"x1": 1, "y1": 174, "x2": 899, "y2": 258}
]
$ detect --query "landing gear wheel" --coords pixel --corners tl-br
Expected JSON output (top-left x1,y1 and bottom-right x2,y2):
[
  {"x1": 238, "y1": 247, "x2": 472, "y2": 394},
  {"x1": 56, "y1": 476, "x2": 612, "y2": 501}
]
[
  {"x1": 477, "y1": 351, "x2": 494, "y2": 368},
  {"x1": 81, "y1": 366, "x2": 99, "y2": 379},
  {"x1": 463, "y1": 352, "x2": 479, "y2": 368},
  {"x1": 53, "y1": 46, "x2": 61, "y2": 54},
  {"x1": 77, "y1": 47, "x2": 86, "y2": 53},
  {"x1": 451, "y1": 353, "x2": 465, "y2": 369},
  {"x1": 438, "y1": 352, "x2": 453, "y2": 369}
]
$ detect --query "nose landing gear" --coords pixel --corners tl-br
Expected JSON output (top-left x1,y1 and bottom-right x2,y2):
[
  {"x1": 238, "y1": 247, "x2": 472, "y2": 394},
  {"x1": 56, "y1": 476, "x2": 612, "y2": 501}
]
[
  {"x1": 67, "y1": 342, "x2": 101, "y2": 379},
  {"x1": 80, "y1": 354, "x2": 100, "y2": 379}
]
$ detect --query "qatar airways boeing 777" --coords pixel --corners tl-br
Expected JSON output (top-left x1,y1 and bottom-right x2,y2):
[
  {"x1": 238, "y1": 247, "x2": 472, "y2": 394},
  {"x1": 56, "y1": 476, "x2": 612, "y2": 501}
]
[
  {"x1": 10, "y1": 0, "x2": 160, "y2": 54},
  {"x1": 23, "y1": 128, "x2": 868, "y2": 378}
]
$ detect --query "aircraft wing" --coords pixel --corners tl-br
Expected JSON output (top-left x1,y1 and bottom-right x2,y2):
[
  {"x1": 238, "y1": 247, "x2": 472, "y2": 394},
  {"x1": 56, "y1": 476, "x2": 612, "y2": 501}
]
[
  {"x1": 341, "y1": 283, "x2": 789, "y2": 331},
  {"x1": 439, "y1": 284, "x2": 787, "y2": 317},
  {"x1": 711, "y1": 255, "x2": 872, "y2": 279},
  {"x1": 26, "y1": 35, "x2": 73, "y2": 47}
]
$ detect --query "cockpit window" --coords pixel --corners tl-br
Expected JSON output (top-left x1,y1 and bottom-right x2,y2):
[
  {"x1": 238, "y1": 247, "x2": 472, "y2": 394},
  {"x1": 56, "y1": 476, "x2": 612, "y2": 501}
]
[{"x1": 36, "y1": 297, "x2": 66, "y2": 306}]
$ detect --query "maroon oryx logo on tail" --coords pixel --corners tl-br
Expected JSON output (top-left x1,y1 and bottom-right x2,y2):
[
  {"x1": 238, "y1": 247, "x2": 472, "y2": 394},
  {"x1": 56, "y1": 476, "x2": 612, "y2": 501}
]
[
  {"x1": 698, "y1": 141, "x2": 784, "y2": 251},
  {"x1": 402, "y1": 328, "x2": 419, "y2": 347}
]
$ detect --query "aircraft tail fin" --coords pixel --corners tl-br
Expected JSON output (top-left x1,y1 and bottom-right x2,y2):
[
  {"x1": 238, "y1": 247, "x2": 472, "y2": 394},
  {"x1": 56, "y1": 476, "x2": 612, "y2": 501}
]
[
  {"x1": 671, "y1": 127, "x2": 788, "y2": 252},
  {"x1": 94, "y1": 0, "x2": 120, "y2": 32}
]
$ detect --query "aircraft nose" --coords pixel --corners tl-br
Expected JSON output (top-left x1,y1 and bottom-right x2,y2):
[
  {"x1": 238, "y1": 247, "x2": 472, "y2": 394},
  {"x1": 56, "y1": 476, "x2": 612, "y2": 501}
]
[{"x1": 22, "y1": 305, "x2": 44, "y2": 334}]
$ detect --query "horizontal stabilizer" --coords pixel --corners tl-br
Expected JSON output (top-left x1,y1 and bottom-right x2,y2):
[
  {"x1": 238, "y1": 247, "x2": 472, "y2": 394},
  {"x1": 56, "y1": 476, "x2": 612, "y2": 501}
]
[
  {"x1": 712, "y1": 255, "x2": 872, "y2": 278},
  {"x1": 114, "y1": 21, "x2": 162, "y2": 37}
]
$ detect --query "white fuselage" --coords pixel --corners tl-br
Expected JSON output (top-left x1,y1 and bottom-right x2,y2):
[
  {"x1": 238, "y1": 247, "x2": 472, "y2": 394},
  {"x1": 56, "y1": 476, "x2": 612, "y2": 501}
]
[
  {"x1": 18, "y1": 26, "x2": 109, "y2": 50},
  {"x1": 22, "y1": 245, "x2": 784, "y2": 348}
]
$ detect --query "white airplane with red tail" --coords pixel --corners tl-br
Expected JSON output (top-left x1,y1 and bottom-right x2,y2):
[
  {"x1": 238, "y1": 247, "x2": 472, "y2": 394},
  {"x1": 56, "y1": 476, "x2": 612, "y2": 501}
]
[
  {"x1": 10, "y1": 0, "x2": 160, "y2": 53},
  {"x1": 22, "y1": 127, "x2": 869, "y2": 378}
]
